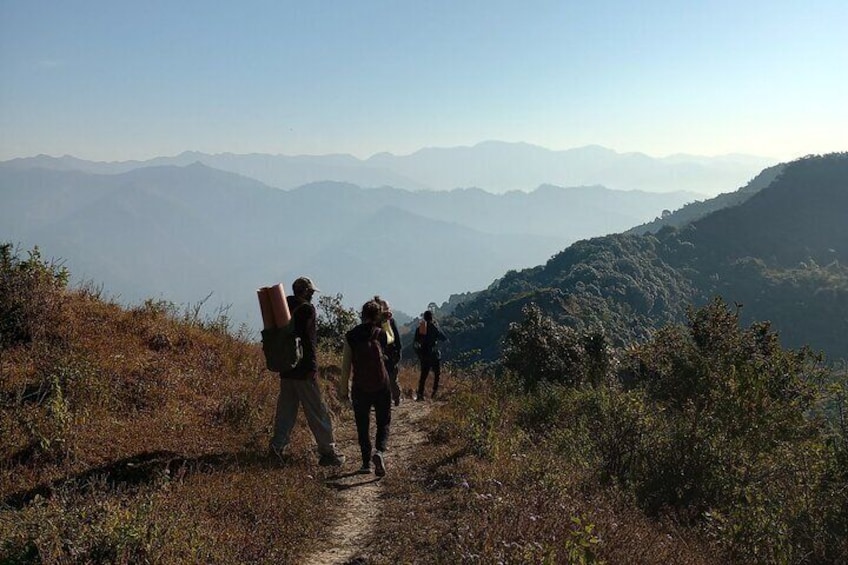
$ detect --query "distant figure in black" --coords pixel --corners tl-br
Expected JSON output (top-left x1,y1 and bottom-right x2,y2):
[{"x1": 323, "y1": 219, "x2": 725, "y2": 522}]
[
  {"x1": 339, "y1": 300, "x2": 391, "y2": 476},
  {"x1": 414, "y1": 310, "x2": 447, "y2": 401}
]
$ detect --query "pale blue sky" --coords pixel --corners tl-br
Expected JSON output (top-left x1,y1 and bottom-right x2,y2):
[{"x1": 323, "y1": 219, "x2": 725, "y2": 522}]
[{"x1": 1, "y1": 1, "x2": 846, "y2": 161}]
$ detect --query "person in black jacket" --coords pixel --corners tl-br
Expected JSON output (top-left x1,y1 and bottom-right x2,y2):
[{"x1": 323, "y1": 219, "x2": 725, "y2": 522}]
[
  {"x1": 269, "y1": 277, "x2": 345, "y2": 467},
  {"x1": 339, "y1": 300, "x2": 391, "y2": 476},
  {"x1": 374, "y1": 296, "x2": 403, "y2": 406},
  {"x1": 414, "y1": 310, "x2": 447, "y2": 401}
]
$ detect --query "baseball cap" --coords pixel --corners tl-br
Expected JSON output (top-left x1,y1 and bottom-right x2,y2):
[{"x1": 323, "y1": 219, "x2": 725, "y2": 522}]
[{"x1": 292, "y1": 276, "x2": 320, "y2": 294}]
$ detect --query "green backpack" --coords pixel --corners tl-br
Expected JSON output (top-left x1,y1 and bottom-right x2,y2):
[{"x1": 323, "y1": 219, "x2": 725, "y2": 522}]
[{"x1": 261, "y1": 304, "x2": 306, "y2": 372}]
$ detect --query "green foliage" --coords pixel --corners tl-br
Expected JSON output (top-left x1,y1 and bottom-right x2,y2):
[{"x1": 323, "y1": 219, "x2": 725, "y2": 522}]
[
  {"x1": 0, "y1": 243, "x2": 69, "y2": 349},
  {"x1": 501, "y1": 303, "x2": 611, "y2": 391},
  {"x1": 315, "y1": 293, "x2": 358, "y2": 351},
  {"x1": 492, "y1": 298, "x2": 848, "y2": 561},
  {"x1": 563, "y1": 516, "x2": 603, "y2": 565},
  {"x1": 467, "y1": 402, "x2": 501, "y2": 459}
]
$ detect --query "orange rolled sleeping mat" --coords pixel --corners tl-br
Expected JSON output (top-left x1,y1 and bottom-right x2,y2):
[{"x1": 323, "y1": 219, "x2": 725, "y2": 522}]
[{"x1": 257, "y1": 283, "x2": 291, "y2": 329}]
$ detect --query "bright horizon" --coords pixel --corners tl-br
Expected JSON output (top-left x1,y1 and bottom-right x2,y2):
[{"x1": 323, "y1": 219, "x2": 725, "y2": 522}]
[{"x1": 2, "y1": 1, "x2": 846, "y2": 163}]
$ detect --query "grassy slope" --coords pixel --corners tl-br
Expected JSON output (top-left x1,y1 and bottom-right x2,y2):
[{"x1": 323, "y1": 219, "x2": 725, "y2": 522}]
[
  {"x1": 359, "y1": 377, "x2": 718, "y2": 565},
  {"x1": 1, "y1": 286, "x2": 347, "y2": 563}
]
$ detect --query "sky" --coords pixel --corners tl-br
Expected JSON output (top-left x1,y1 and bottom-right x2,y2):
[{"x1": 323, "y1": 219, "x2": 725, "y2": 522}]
[{"x1": 1, "y1": 1, "x2": 847, "y2": 162}]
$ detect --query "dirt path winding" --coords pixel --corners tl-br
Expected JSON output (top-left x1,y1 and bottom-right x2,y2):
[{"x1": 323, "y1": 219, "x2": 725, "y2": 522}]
[{"x1": 305, "y1": 400, "x2": 431, "y2": 565}]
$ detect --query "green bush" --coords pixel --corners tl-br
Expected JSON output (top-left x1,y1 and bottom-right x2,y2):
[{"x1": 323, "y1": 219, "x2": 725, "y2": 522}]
[
  {"x1": 502, "y1": 297, "x2": 848, "y2": 561},
  {"x1": 316, "y1": 293, "x2": 357, "y2": 352},
  {"x1": 0, "y1": 244, "x2": 69, "y2": 349},
  {"x1": 501, "y1": 303, "x2": 610, "y2": 391},
  {"x1": 619, "y1": 298, "x2": 847, "y2": 559}
]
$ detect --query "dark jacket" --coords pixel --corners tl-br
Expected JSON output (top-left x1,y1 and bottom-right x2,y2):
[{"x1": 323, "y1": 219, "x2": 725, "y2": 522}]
[
  {"x1": 414, "y1": 321, "x2": 447, "y2": 360},
  {"x1": 281, "y1": 295, "x2": 317, "y2": 379},
  {"x1": 345, "y1": 322, "x2": 389, "y2": 392}
]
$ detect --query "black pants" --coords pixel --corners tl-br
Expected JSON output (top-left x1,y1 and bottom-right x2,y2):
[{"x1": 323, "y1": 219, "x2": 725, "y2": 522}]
[
  {"x1": 417, "y1": 356, "x2": 441, "y2": 399},
  {"x1": 387, "y1": 361, "x2": 401, "y2": 405},
  {"x1": 351, "y1": 386, "x2": 392, "y2": 466}
]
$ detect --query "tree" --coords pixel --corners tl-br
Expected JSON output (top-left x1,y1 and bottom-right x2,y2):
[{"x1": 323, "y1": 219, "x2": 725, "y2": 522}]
[{"x1": 316, "y1": 293, "x2": 358, "y2": 352}]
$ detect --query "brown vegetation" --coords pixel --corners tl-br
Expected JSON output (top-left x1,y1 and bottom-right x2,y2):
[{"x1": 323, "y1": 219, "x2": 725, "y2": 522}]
[{"x1": 0, "y1": 245, "x2": 346, "y2": 563}]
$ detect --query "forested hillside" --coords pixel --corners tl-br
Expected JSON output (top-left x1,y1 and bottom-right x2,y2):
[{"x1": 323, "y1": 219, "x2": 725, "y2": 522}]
[
  {"x1": 628, "y1": 163, "x2": 785, "y2": 235},
  {"x1": 440, "y1": 154, "x2": 848, "y2": 362}
]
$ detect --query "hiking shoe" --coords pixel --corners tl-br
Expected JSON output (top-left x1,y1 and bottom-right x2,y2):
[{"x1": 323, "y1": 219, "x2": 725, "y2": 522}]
[
  {"x1": 356, "y1": 464, "x2": 372, "y2": 475},
  {"x1": 372, "y1": 451, "x2": 386, "y2": 477},
  {"x1": 318, "y1": 452, "x2": 346, "y2": 467}
]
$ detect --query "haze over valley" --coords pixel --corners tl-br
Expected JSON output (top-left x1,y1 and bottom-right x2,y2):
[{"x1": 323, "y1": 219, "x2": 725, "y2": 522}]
[{"x1": 1, "y1": 146, "x2": 709, "y2": 326}]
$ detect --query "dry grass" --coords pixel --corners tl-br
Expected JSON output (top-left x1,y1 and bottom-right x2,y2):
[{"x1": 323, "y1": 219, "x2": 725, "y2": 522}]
[
  {"x1": 1, "y1": 286, "x2": 346, "y2": 564},
  {"x1": 361, "y1": 376, "x2": 720, "y2": 565}
]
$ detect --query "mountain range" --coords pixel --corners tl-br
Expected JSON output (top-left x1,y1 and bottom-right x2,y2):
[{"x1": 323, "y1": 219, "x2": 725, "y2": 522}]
[
  {"x1": 2, "y1": 141, "x2": 775, "y2": 195},
  {"x1": 0, "y1": 160, "x2": 698, "y2": 328},
  {"x1": 438, "y1": 153, "x2": 848, "y2": 362}
]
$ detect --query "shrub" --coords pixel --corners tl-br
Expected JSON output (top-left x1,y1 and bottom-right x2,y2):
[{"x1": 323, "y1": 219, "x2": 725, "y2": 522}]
[
  {"x1": 316, "y1": 293, "x2": 357, "y2": 352},
  {"x1": 0, "y1": 244, "x2": 69, "y2": 348},
  {"x1": 619, "y1": 298, "x2": 847, "y2": 559},
  {"x1": 501, "y1": 303, "x2": 610, "y2": 391}
]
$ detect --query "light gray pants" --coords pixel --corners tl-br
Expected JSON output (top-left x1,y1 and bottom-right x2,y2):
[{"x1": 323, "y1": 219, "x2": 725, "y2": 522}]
[{"x1": 271, "y1": 377, "x2": 337, "y2": 456}]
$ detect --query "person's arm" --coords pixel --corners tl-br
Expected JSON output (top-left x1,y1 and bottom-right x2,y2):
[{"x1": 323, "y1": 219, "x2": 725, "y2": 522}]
[
  {"x1": 390, "y1": 318, "x2": 402, "y2": 360},
  {"x1": 339, "y1": 340, "x2": 352, "y2": 401},
  {"x1": 435, "y1": 324, "x2": 447, "y2": 342},
  {"x1": 301, "y1": 304, "x2": 319, "y2": 376}
]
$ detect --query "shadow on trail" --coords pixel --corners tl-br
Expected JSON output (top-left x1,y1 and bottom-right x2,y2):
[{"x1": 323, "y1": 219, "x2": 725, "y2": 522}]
[
  {"x1": 323, "y1": 474, "x2": 382, "y2": 491},
  {"x1": 3, "y1": 449, "x2": 269, "y2": 509}
]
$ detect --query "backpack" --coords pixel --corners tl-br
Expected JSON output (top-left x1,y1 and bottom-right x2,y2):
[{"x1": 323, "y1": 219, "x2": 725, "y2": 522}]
[
  {"x1": 261, "y1": 304, "x2": 306, "y2": 372},
  {"x1": 351, "y1": 326, "x2": 389, "y2": 392},
  {"x1": 413, "y1": 324, "x2": 439, "y2": 360}
]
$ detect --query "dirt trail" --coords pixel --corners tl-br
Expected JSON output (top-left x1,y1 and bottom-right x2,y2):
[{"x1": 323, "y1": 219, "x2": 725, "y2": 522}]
[{"x1": 305, "y1": 400, "x2": 431, "y2": 565}]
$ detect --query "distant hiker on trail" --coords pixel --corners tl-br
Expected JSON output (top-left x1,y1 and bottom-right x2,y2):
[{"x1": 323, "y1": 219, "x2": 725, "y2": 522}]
[
  {"x1": 269, "y1": 277, "x2": 345, "y2": 467},
  {"x1": 374, "y1": 295, "x2": 403, "y2": 406},
  {"x1": 339, "y1": 300, "x2": 391, "y2": 476},
  {"x1": 414, "y1": 310, "x2": 447, "y2": 401}
]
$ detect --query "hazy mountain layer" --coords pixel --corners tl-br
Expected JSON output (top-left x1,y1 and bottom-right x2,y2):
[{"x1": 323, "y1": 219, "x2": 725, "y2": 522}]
[
  {"x1": 1, "y1": 163, "x2": 695, "y2": 329},
  {"x1": 1, "y1": 141, "x2": 774, "y2": 194}
]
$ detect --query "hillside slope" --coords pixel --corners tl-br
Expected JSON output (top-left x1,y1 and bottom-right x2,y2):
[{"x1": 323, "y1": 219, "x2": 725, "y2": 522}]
[
  {"x1": 628, "y1": 163, "x2": 785, "y2": 235},
  {"x1": 0, "y1": 245, "x2": 345, "y2": 562},
  {"x1": 440, "y1": 153, "x2": 848, "y2": 361}
]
